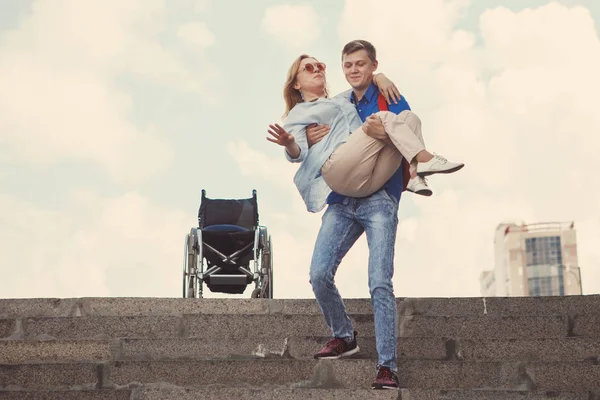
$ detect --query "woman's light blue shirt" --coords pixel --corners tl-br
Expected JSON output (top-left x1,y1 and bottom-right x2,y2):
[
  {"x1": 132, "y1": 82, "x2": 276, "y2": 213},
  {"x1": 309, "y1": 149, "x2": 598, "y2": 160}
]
[{"x1": 283, "y1": 93, "x2": 362, "y2": 213}]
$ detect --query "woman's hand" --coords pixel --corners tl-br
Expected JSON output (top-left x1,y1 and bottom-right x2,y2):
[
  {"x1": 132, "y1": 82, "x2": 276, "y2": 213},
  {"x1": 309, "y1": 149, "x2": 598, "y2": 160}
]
[
  {"x1": 267, "y1": 123, "x2": 301, "y2": 159},
  {"x1": 267, "y1": 124, "x2": 295, "y2": 146},
  {"x1": 373, "y1": 73, "x2": 401, "y2": 105}
]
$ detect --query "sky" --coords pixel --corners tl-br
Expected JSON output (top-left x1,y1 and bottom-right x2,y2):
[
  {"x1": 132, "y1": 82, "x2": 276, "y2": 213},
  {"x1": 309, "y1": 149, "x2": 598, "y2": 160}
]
[{"x1": 1, "y1": 0, "x2": 599, "y2": 299}]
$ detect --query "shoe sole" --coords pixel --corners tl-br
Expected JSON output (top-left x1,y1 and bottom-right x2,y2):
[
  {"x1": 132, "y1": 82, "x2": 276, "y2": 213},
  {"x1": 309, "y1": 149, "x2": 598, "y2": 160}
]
[
  {"x1": 417, "y1": 163, "x2": 465, "y2": 177},
  {"x1": 315, "y1": 346, "x2": 360, "y2": 360},
  {"x1": 371, "y1": 384, "x2": 399, "y2": 390},
  {"x1": 406, "y1": 188, "x2": 433, "y2": 196}
]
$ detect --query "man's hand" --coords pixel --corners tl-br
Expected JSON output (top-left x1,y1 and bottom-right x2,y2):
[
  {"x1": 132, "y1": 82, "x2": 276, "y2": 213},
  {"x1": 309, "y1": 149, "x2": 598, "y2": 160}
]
[
  {"x1": 373, "y1": 73, "x2": 401, "y2": 105},
  {"x1": 306, "y1": 123, "x2": 330, "y2": 148},
  {"x1": 362, "y1": 115, "x2": 387, "y2": 140}
]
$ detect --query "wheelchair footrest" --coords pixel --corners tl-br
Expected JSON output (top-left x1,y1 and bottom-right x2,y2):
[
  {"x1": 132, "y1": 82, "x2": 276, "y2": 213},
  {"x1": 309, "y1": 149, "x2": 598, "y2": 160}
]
[{"x1": 206, "y1": 274, "x2": 248, "y2": 286}]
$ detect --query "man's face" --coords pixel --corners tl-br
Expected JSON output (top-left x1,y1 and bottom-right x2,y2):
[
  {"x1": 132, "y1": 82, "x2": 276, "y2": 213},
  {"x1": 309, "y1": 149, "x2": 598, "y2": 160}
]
[{"x1": 342, "y1": 49, "x2": 378, "y2": 91}]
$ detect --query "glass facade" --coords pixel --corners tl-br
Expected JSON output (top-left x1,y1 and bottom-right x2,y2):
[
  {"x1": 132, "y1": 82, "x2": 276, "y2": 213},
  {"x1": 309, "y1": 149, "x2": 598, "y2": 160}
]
[{"x1": 525, "y1": 236, "x2": 564, "y2": 296}]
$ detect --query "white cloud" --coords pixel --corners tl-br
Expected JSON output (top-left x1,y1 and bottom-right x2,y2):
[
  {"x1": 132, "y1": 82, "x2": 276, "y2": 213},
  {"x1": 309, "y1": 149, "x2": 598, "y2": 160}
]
[
  {"x1": 261, "y1": 4, "x2": 322, "y2": 49},
  {"x1": 231, "y1": 0, "x2": 600, "y2": 298},
  {"x1": 1, "y1": 0, "x2": 599, "y2": 302},
  {"x1": 194, "y1": 0, "x2": 209, "y2": 13},
  {"x1": 227, "y1": 140, "x2": 298, "y2": 190},
  {"x1": 177, "y1": 21, "x2": 216, "y2": 49},
  {"x1": 0, "y1": 190, "x2": 194, "y2": 299},
  {"x1": 0, "y1": 0, "x2": 218, "y2": 184}
]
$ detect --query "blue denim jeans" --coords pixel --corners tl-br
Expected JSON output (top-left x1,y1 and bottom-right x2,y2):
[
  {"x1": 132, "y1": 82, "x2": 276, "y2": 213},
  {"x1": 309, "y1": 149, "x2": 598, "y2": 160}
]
[{"x1": 309, "y1": 188, "x2": 399, "y2": 371}]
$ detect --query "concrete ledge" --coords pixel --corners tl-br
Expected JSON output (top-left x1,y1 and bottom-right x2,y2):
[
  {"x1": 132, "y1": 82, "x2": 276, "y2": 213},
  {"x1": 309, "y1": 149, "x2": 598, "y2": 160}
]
[
  {"x1": 0, "y1": 390, "x2": 131, "y2": 400},
  {"x1": 134, "y1": 387, "x2": 400, "y2": 399},
  {"x1": 398, "y1": 296, "x2": 600, "y2": 317},
  {"x1": 572, "y1": 315, "x2": 600, "y2": 337},
  {"x1": 0, "y1": 299, "x2": 79, "y2": 319},
  {"x1": 115, "y1": 336, "x2": 447, "y2": 361},
  {"x1": 0, "y1": 340, "x2": 111, "y2": 364},
  {"x1": 0, "y1": 388, "x2": 595, "y2": 400},
  {"x1": 102, "y1": 359, "x2": 600, "y2": 391},
  {"x1": 5, "y1": 314, "x2": 576, "y2": 341},
  {"x1": 2, "y1": 360, "x2": 600, "y2": 391},
  {"x1": 400, "y1": 389, "x2": 591, "y2": 400},
  {"x1": 21, "y1": 316, "x2": 182, "y2": 340},
  {"x1": 2, "y1": 336, "x2": 598, "y2": 365},
  {"x1": 131, "y1": 387, "x2": 597, "y2": 400},
  {"x1": 532, "y1": 362, "x2": 600, "y2": 391},
  {"x1": 398, "y1": 315, "x2": 568, "y2": 338},
  {"x1": 457, "y1": 337, "x2": 600, "y2": 362},
  {"x1": 2, "y1": 296, "x2": 600, "y2": 318},
  {"x1": 0, "y1": 363, "x2": 98, "y2": 390},
  {"x1": 82, "y1": 298, "x2": 271, "y2": 317},
  {"x1": 0, "y1": 388, "x2": 397, "y2": 400},
  {"x1": 1, "y1": 319, "x2": 15, "y2": 339}
]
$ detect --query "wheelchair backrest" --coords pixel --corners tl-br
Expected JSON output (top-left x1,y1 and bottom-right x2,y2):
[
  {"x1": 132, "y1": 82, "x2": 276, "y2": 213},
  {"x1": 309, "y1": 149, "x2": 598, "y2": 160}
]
[{"x1": 198, "y1": 190, "x2": 258, "y2": 230}]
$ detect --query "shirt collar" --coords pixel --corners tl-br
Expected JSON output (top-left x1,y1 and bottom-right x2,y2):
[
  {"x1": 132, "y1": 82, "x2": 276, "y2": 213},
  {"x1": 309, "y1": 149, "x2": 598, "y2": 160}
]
[{"x1": 350, "y1": 83, "x2": 378, "y2": 105}]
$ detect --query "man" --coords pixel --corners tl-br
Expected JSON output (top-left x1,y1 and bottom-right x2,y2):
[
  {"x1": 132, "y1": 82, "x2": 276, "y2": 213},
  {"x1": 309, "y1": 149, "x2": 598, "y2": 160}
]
[{"x1": 307, "y1": 39, "x2": 416, "y2": 390}]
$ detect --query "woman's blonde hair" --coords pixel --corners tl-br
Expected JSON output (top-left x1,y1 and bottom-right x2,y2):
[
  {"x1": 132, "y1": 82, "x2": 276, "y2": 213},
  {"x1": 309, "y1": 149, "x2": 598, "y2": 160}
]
[{"x1": 282, "y1": 54, "x2": 329, "y2": 118}]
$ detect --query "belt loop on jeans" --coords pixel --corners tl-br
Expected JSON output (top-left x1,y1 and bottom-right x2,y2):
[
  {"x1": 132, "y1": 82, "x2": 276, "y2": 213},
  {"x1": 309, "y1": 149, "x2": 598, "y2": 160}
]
[{"x1": 342, "y1": 197, "x2": 350, "y2": 206}]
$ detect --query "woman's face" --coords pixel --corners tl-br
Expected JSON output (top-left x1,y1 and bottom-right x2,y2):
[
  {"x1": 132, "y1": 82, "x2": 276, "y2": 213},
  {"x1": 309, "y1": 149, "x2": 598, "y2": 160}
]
[{"x1": 294, "y1": 57, "x2": 326, "y2": 93}]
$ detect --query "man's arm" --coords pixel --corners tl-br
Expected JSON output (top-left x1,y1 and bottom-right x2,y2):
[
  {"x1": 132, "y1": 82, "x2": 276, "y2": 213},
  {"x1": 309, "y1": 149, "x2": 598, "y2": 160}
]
[{"x1": 306, "y1": 123, "x2": 330, "y2": 148}]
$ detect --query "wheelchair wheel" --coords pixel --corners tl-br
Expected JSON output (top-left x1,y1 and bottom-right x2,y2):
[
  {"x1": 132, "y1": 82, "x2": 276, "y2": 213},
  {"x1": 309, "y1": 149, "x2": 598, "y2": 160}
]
[
  {"x1": 260, "y1": 234, "x2": 274, "y2": 299},
  {"x1": 183, "y1": 228, "x2": 201, "y2": 298}
]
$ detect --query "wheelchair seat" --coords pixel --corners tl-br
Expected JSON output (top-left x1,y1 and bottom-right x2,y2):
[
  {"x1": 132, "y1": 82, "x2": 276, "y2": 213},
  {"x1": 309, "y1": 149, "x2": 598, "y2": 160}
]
[{"x1": 202, "y1": 224, "x2": 249, "y2": 232}]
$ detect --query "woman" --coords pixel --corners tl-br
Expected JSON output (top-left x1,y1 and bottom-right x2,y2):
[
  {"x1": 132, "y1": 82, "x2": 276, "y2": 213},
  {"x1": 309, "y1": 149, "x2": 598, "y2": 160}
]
[{"x1": 267, "y1": 54, "x2": 463, "y2": 212}]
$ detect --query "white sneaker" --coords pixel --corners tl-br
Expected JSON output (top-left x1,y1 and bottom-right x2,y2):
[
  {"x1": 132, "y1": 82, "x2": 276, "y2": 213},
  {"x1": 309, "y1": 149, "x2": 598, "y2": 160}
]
[
  {"x1": 417, "y1": 154, "x2": 464, "y2": 177},
  {"x1": 406, "y1": 176, "x2": 432, "y2": 196}
]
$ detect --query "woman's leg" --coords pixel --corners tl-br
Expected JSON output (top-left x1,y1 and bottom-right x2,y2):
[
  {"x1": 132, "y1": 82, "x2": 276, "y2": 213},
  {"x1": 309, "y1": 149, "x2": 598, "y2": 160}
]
[
  {"x1": 321, "y1": 109, "x2": 461, "y2": 198},
  {"x1": 376, "y1": 110, "x2": 425, "y2": 178},
  {"x1": 377, "y1": 110, "x2": 464, "y2": 178},
  {"x1": 321, "y1": 127, "x2": 402, "y2": 198}
]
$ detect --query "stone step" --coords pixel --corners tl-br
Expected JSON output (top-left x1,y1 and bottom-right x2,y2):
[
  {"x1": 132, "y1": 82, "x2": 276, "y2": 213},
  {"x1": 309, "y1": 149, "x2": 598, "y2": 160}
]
[
  {"x1": 1, "y1": 296, "x2": 599, "y2": 318},
  {"x1": 3, "y1": 313, "x2": 596, "y2": 341},
  {"x1": 2, "y1": 337, "x2": 600, "y2": 364},
  {"x1": 0, "y1": 388, "x2": 596, "y2": 400},
  {"x1": 1, "y1": 359, "x2": 599, "y2": 391},
  {"x1": 398, "y1": 389, "x2": 596, "y2": 400}
]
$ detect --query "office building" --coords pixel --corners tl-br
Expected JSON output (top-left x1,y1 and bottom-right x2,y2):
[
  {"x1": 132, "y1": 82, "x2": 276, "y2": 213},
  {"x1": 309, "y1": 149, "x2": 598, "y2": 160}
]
[{"x1": 480, "y1": 221, "x2": 582, "y2": 297}]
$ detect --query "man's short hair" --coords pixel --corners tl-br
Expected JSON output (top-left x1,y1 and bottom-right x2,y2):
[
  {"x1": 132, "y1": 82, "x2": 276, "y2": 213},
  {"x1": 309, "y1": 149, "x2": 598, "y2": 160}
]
[{"x1": 342, "y1": 40, "x2": 377, "y2": 63}]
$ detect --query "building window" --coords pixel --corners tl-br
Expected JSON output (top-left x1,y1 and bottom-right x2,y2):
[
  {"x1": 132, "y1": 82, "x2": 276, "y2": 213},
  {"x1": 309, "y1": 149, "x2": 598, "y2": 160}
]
[{"x1": 525, "y1": 236, "x2": 564, "y2": 296}]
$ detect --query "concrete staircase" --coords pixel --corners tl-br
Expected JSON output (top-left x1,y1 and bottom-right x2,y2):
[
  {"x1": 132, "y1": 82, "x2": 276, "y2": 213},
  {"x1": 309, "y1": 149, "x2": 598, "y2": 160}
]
[{"x1": 1, "y1": 296, "x2": 600, "y2": 399}]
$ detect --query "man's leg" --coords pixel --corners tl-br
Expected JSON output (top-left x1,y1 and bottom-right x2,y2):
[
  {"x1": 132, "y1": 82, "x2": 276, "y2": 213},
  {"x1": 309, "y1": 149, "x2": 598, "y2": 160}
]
[
  {"x1": 356, "y1": 190, "x2": 399, "y2": 373},
  {"x1": 310, "y1": 202, "x2": 364, "y2": 341}
]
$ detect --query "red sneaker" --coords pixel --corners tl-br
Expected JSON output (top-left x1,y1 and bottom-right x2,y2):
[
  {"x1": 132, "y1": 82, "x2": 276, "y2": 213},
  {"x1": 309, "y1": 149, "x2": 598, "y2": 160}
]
[
  {"x1": 371, "y1": 366, "x2": 399, "y2": 390},
  {"x1": 313, "y1": 331, "x2": 359, "y2": 359}
]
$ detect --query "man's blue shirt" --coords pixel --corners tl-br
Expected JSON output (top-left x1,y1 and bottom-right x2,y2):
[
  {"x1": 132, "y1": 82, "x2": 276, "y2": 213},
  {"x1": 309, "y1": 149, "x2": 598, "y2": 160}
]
[{"x1": 327, "y1": 83, "x2": 411, "y2": 205}]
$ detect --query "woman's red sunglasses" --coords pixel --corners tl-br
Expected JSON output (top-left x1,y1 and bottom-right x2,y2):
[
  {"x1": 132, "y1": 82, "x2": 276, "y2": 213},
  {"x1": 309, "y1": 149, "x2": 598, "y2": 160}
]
[{"x1": 300, "y1": 62, "x2": 326, "y2": 73}]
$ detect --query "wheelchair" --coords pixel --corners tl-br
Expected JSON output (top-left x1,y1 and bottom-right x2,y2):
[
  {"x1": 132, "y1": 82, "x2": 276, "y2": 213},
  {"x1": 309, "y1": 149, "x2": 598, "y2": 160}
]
[{"x1": 182, "y1": 189, "x2": 273, "y2": 298}]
